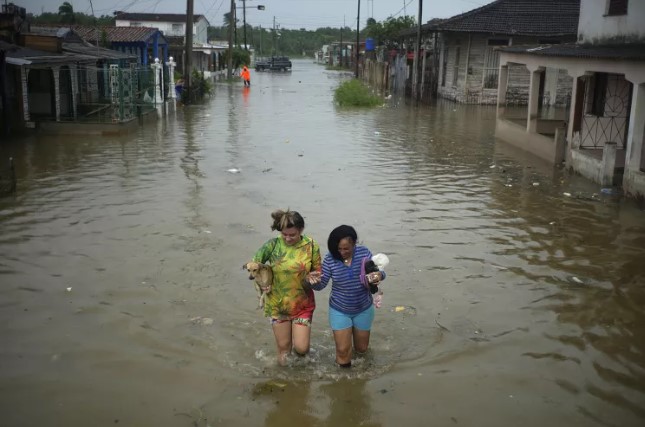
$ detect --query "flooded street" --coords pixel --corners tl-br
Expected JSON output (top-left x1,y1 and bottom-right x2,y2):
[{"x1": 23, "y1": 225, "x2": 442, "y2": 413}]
[{"x1": 1, "y1": 59, "x2": 644, "y2": 426}]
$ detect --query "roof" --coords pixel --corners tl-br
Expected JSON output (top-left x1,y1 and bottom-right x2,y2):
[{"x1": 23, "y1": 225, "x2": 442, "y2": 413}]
[
  {"x1": 426, "y1": 0, "x2": 580, "y2": 37},
  {"x1": 0, "y1": 40, "x2": 96, "y2": 65},
  {"x1": 499, "y1": 43, "x2": 645, "y2": 61},
  {"x1": 114, "y1": 12, "x2": 208, "y2": 25},
  {"x1": 73, "y1": 25, "x2": 168, "y2": 44}
]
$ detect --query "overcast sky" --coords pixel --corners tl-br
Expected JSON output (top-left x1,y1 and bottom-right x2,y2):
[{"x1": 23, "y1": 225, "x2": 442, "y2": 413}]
[{"x1": 19, "y1": 0, "x2": 493, "y2": 30}]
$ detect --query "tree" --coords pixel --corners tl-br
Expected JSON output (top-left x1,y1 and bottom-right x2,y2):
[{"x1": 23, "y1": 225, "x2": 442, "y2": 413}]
[
  {"x1": 364, "y1": 15, "x2": 415, "y2": 49},
  {"x1": 58, "y1": 2, "x2": 75, "y2": 24}
]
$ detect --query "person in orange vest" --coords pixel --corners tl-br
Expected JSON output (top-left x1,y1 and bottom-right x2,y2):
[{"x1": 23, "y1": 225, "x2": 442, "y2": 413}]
[{"x1": 241, "y1": 65, "x2": 251, "y2": 87}]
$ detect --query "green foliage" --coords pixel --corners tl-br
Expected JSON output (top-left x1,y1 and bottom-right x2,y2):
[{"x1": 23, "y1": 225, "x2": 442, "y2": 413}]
[
  {"x1": 232, "y1": 47, "x2": 250, "y2": 68},
  {"x1": 31, "y1": 10, "x2": 115, "y2": 26},
  {"x1": 58, "y1": 1, "x2": 75, "y2": 24},
  {"x1": 207, "y1": 25, "x2": 357, "y2": 58},
  {"x1": 182, "y1": 70, "x2": 213, "y2": 103},
  {"x1": 334, "y1": 79, "x2": 382, "y2": 107},
  {"x1": 364, "y1": 15, "x2": 416, "y2": 49}
]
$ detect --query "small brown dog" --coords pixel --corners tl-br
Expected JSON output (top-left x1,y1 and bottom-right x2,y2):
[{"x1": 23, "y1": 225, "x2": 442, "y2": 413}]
[{"x1": 243, "y1": 261, "x2": 273, "y2": 309}]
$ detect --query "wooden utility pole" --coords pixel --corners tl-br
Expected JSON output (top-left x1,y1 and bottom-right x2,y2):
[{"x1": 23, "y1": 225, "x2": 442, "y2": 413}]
[
  {"x1": 185, "y1": 0, "x2": 194, "y2": 102},
  {"x1": 415, "y1": 0, "x2": 423, "y2": 103},
  {"x1": 355, "y1": 0, "x2": 360, "y2": 78},
  {"x1": 243, "y1": 0, "x2": 247, "y2": 50},
  {"x1": 227, "y1": 0, "x2": 234, "y2": 79}
]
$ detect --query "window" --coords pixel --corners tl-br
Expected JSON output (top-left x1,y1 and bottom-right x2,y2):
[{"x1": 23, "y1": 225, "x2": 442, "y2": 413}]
[
  {"x1": 130, "y1": 22, "x2": 141, "y2": 27},
  {"x1": 607, "y1": 0, "x2": 628, "y2": 16},
  {"x1": 172, "y1": 23, "x2": 182, "y2": 32}
]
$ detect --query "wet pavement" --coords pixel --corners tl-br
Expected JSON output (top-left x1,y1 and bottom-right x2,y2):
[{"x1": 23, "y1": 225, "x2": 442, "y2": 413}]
[{"x1": 1, "y1": 59, "x2": 644, "y2": 426}]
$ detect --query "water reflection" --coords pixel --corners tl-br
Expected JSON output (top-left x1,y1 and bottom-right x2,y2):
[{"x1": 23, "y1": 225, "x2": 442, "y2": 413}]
[{"x1": 253, "y1": 379, "x2": 381, "y2": 427}]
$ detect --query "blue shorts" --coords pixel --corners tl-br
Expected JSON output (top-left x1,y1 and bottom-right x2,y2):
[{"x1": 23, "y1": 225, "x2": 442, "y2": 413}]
[{"x1": 329, "y1": 305, "x2": 375, "y2": 331}]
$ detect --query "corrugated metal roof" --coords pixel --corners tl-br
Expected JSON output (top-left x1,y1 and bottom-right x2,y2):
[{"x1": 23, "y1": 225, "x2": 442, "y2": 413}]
[
  {"x1": 115, "y1": 12, "x2": 208, "y2": 25},
  {"x1": 424, "y1": 0, "x2": 580, "y2": 37},
  {"x1": 500, "y1": 43, "x2": 645, "y2": 61},
  {"x1": 73, "y1": 25, "x2": 167, "y2": 44}
]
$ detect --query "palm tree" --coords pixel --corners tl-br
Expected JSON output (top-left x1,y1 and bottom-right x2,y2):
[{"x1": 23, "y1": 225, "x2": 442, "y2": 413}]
[{"x1": 58, "y1": 2, "x2": 75, "y2": 24}]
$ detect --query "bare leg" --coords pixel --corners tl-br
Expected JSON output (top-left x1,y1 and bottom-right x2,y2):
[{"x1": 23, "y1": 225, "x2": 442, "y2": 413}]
[
  {"x1": 333, "y1": 328, "x2": 353, "y2": 365},
  {"x1": 353, "y1": 328, "x2": 371, "y2": 354},
  {"x1": 272, "y1": 321, "x2": 292, "y2": 365},
  {"x1": 291, "y1": 322, "x2": 311, "y2": 356}
]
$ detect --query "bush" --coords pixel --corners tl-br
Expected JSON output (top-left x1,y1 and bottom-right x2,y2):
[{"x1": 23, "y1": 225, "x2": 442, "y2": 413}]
[{"x1": 334, "y1": 79, "x2": 382, "y2": 107}]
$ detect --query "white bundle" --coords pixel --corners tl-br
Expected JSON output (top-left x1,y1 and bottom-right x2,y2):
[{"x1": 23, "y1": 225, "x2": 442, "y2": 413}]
[{"x1": 371, "y1": 253, "x2": 389, "y2": 270}]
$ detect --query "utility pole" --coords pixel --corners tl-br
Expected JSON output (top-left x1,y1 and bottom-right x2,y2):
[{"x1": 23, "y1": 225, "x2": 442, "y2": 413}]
[
  {"x1": 355, "y1": 0, "x2": 360, "y2": 78},
  {"x1": 227, "y1": 0, "x2": 234, "y2": 78},
  {"x1": 185, "y1": 0, "x2": 194, "y2": 103},
  {"x1": 415, "y1": 0, "x2": 423, "y2": 103},
  {"x1": 272, "y1": 16, "x2": 276, "y2": 56},
  {"x1": 243, "y1": 0, "x2": 247, "y2": 50}
]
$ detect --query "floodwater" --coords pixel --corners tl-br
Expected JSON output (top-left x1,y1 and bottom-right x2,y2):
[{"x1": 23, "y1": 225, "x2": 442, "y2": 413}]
[{"x1": 1, "y1": 60, "x2": 644, "y2": 427}]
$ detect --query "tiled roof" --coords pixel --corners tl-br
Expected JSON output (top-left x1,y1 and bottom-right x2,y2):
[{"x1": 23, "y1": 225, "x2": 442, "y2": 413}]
[
  {"x1": 500, "y1": 43, "x2": 645, "y2": 61},
  {"x1": 114, "y1": 12, "x2": 208, "y2": 25},
  {"x1": 428, "y1": 0, "x2": 580, "y2": 37},
  {"x1": 73, "y1": 26, "x2": 167, "y2": 44}
]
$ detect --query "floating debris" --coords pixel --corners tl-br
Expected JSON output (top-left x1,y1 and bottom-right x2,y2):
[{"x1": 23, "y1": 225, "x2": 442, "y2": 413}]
[
  {"x1": 533, "y1": 182, "x2": 540, "y2": 186},
  {"x1": 227, "y1": 168, "x2": 241, "y2": 173},
  {"x1": 563, "y1": 192, "x2": 572, "y2": 197},
  {"x1": 571, "y1": 277, "x2": 584, "y2": 284}
]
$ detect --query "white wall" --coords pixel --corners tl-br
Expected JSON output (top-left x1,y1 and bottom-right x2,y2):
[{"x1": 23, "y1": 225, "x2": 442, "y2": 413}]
[
  {"x1": 115, "y1": 16, "x2": 209, "y2": 44},
  {"x1": 578, "y1": 0, "x2": 645, "y2": 44}
]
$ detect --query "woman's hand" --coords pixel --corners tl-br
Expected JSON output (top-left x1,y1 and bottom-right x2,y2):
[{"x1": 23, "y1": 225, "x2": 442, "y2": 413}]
[{"x1": 305, "y1": 271, "x2": 321, "y2": 285}]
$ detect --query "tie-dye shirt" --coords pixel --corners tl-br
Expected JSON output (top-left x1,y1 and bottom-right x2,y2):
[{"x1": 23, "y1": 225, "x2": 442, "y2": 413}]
[{"x1": 253, "y1": 235, "x2": 321, "y2": 320}]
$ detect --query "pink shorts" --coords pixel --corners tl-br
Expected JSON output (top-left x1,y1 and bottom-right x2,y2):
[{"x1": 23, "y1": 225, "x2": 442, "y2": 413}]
[{"x1": 270, "y1": 305, "x2": 314, "y2": 327}]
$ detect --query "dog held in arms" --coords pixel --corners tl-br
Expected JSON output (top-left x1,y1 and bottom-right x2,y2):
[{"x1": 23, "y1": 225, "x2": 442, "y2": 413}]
[{"x1": 243, "y1": 262, "x2": 273, "y2": 309}]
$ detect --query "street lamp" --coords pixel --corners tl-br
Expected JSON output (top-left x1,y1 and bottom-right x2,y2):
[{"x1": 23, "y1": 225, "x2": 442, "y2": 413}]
[{"x1": 236, "y1": 0, "x2": 265, "y2": 50}]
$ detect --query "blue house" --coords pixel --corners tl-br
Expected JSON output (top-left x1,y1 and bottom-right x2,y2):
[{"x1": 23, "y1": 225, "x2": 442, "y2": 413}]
[{"x1": 73, "y1": 25, "x2": 168, "y2": 66}]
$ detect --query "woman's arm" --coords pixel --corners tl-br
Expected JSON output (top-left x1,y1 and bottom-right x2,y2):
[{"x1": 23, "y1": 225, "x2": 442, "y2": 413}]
[
  {"x1": 252, "y1": 238, "x2": 277, "y2": 264},
  {"x1": 310, "y1": 255, "x2": 332, "y2": 291}
]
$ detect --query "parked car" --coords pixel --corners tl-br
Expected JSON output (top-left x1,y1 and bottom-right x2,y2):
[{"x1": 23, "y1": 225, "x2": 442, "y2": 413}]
[{"x1": 255, "y1": 56, "x2": 292, "y2": 72}]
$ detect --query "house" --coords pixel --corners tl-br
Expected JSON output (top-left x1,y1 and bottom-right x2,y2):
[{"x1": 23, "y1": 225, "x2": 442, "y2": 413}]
[
  {"x1": 72, "y1": 25, "x2": 169, "y2": 66},
  {"x1": 425, "y1": 0, "x2": 580, "y2": 104},
  {"x1": 114, "y1": 12, "x2": 222, "y2": 75},
  {"x1": 0, "y1": 6, "x2": 165, "y2": 135},
  {"x1": 495, "y1": 0, "x2": 645, "y2": 198}
]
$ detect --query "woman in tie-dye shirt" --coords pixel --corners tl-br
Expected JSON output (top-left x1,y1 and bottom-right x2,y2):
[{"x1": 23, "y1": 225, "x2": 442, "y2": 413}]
[{"x1": 252, "y1": 209, "x2": 321, "y2": 365}]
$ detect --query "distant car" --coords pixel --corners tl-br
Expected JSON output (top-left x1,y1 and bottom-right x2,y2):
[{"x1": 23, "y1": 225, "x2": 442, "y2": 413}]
[{"x1": 255, "y1": 56, "x2": 292, "y2": 72}]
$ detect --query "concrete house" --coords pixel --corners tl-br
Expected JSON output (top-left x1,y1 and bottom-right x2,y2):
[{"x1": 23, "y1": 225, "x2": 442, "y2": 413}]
[
  {"x1": 73, "y1": 25, "x2": 169, "y2": 66},
  {"x1": 1, "y1": 8, "x2": 145, "y2": 134},
  {"x1": 495, "y1": 0, "x2": 645, "y2": 198},
  {"x1": 114, "y1": 12, "x2": 222, "y2": 74},
  {"x1": 431, "y1": 0, "x2": 580, "y2": 104}
]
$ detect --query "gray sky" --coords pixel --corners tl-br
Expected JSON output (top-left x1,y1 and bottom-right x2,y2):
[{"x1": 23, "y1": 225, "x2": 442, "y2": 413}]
[{"x1": 19, "y1": 0, "x2": 493, "y2": 30}]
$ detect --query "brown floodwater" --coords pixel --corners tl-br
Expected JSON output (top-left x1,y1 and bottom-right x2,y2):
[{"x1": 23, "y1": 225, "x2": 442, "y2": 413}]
[{"x1": 1, "y1": 60, "x2": 644, "y2": 426}]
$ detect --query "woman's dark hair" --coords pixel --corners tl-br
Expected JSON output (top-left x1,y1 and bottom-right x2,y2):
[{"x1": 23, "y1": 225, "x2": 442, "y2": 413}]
[
  {"x1": 327, "y1": 225, "x2": 358, "y2": 260},
  {"x1": 270, "y1": 209, "x2": 305, "y2": 231}
]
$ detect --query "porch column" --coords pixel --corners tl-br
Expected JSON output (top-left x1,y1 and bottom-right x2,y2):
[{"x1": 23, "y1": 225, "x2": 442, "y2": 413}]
[
  {"x1": 152, "y1": 34, "x2": 159, "y2": 62},
  {"x1": 70, "y1": 64, "x2": 78, "y2": 119},
  {"x1": 624, "y1": 82, "x2": 645, "y2": 172},
  {"x1": 526, "y1": 66, "x2": 543, "y2": 133},
  {"x1": 52, "y1": 65, "x2": 61, "y2": 122},
  {"x1": 166, "y1": 56, "x2": 177, "y2": 99},
  {"x1": 497, "y1": 64, "x2": 508, "y2": 119},
  {"x1": 20, "y1": 67, "x2": 30, "y2": 122},
  {"x1": 151, "y1": 58, "x2": 162, "y2": 105}
]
